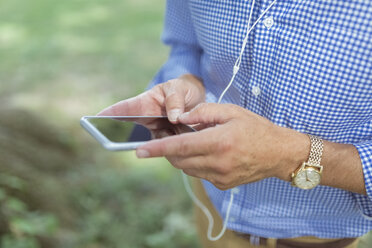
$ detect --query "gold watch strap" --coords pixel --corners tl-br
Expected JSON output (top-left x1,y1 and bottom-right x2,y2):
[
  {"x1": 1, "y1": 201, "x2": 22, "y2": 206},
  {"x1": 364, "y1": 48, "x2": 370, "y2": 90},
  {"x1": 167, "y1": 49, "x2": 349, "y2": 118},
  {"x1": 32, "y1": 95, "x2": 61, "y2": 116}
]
[{"x1": 308, "y1": 134, "x2": 324, "y2": 166}]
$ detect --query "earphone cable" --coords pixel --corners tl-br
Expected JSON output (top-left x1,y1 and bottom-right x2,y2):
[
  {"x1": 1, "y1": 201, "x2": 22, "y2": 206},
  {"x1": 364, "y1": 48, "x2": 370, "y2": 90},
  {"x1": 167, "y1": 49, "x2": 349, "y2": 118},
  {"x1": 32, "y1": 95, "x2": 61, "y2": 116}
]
[
  {"x1": 218, "y1": 0, "x2": 277, "y2": 104},
  {"x1": 183, "y1": 0, "x2": 277, "y2": 241}
]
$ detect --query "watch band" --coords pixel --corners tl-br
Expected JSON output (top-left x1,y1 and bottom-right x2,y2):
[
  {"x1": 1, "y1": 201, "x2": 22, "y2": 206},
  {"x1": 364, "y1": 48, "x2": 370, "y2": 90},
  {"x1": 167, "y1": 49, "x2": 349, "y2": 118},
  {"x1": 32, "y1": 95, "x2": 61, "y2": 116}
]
[{"x1": 307, "y1": 134, "x2": 324, "y2": 166}]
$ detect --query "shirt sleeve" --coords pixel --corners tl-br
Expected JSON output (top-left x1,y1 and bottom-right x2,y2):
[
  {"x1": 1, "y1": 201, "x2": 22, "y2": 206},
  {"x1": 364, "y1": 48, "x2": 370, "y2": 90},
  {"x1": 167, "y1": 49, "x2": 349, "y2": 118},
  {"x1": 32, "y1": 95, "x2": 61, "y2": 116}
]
[
  {"x1": 148, "y1": 0, "x2": 202, "y2": 88},
  {"x1": 352, "y1": 139, "x2": 372, "y2": 218}
]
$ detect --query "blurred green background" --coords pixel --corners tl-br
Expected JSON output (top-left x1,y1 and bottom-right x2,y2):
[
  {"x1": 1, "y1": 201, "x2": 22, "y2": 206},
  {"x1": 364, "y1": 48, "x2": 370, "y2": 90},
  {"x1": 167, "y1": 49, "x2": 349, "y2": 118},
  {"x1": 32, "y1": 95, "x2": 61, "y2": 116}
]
[
  {"x1": 0, "y1": 0, "x2": 199, "y2": 247},
  {"x1": 0, "y1": 0, "x2": 371, "y2": 247}
]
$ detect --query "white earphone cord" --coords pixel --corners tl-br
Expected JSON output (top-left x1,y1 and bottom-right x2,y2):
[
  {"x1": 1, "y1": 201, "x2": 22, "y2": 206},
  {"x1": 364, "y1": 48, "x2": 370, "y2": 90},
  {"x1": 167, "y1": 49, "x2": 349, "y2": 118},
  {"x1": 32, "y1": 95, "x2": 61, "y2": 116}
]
[
  {"x1": 183, "y1": 0, "x2": 277, "y2": 242},
  {"x1": 218, "y1": 0, "x2": 277, "y2": 103}
]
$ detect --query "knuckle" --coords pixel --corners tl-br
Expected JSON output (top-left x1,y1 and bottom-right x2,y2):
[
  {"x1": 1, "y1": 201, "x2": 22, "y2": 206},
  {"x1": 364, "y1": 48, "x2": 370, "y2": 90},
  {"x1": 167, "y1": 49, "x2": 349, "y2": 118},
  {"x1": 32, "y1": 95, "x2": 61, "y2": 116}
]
[
  {"x1": 214, "y1": 182, "x2": 229, "y2": 191},
  {"x1": 213, "y1": 176, "x2": 231, "y2": 191},
  {"x1": 157, "y1": 81, "x2": 172, "y2": 94},
  {"x1": 155, "y1": 142, "x2": 168, "y2": 157},
  {"x1": 227, "y1": 103, "x2": 240, "y2": 112},
  {"x1": 163, "y1": 80, "x2": 172, "y2": 87},
  {"x1": 166, "y1": 79, "x2": 177, "y2": 84},
  {"x1": 163, "y1": 79, "x2": 178, "y2": 90},
  {"x1": 192, "y1": 103, "x2": 212, "y2": 120},
  {"x1": 216, "y1": 138, "x2": 233, "y2": 153},
  {"x1": 215, "y1": 163, "x2": 231, "y2": 175},
  {"x1": 166, "y1": 156, "x2": 181, "y2": 169},
  {"x1": 193, "y1": 102, "x2": 207, "y2": 112},
  {"x1": 178, "y1": 140, "x2": 191, "y2": 155},
  {"x1": 224, "y1": 104, "x2": 242, "y2": 118},
  {"x1": 199, "y1": 104, "x2": 210, "y2": 116},
  {"x1": 111, "y1": 102, "x2": 123, "y2": 116},
  {"x1": 201, "y1": 102, "x2": 214, "y2": 110},
  {"x1": 153, "y1": 83, "x2": 164, "y2": 92}
]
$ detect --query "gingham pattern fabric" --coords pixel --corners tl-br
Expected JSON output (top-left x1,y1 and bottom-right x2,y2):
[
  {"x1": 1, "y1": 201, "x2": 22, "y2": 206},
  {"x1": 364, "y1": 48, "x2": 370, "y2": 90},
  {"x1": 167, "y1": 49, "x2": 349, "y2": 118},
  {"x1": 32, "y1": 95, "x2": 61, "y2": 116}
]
[{"x1": 149, "y1": 0, "x2": 372, "y2": 238}]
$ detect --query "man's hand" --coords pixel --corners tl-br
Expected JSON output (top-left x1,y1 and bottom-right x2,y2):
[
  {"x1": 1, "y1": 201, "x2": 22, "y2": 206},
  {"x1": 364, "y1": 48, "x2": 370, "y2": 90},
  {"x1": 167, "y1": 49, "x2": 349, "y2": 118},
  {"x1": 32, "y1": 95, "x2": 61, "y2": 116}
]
[
  {"x1": 98, "y1": 74, "x2": 205, "y2": 134},
  {"x1": 136, "y1": 103, "x2": 309, "y2": 190}
]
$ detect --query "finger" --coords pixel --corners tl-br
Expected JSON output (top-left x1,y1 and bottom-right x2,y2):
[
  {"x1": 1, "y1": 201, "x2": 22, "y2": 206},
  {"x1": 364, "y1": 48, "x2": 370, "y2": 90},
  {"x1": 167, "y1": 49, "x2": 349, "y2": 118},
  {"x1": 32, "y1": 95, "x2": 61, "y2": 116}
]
[
  {"x1": 162, "y1": 83, "x2": 186, "y2": 123},
  {"x1": 191, "y1": 123, "x2": 217, "y2": 131},
  {"x1": 151, "y1": 129, "x2": 175, "y2": 139},
  {"x1": 136, "y1": 130, "x2": 215, "y2": 158},
  {"x1": 178, "y1": 103, "x2": 238, "y2": 125},
  {"x1": 97, "y1": 96, "x2": 139, "y2": 116},
  {"x1": 97, "y1": 92, "x2": 163, "y2": 117},
  {"x1": 171, "y1": 123, "x2": 197, "y2": 134}
]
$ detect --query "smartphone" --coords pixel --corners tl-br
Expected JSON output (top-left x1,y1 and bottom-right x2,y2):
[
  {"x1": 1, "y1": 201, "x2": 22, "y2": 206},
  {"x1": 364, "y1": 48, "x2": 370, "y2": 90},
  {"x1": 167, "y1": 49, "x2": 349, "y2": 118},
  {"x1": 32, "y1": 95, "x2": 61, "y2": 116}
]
[{"x1": 80, "y1": 116, "x2": 195, "y2": 151}]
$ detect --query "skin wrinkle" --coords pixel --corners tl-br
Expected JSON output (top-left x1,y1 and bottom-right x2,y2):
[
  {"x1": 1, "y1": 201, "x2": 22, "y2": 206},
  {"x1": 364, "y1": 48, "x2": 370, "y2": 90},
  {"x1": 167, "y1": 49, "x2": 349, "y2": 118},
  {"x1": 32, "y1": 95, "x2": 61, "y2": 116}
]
[
  {"x1": 150, "y1": 87, "x2": 167, "y2": 115},
  {"x1": 185, "y1": 88, "x2": 194, "y2": 106}
]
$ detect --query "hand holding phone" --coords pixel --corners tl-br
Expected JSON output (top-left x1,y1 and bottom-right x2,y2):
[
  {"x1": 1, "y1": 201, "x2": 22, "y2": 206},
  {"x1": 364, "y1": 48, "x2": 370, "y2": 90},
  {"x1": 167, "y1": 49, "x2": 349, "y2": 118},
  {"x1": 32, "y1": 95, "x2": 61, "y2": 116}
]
[{"x1": 80, "y1": 116, "x2": 195, "y2": 151}]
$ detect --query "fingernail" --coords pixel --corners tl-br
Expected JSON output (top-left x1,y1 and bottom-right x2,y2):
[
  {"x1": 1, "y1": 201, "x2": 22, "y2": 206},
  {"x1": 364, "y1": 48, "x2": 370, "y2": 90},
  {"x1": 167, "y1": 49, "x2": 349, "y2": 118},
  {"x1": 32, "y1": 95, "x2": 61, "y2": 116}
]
[
  {"x1": 168, "y1": 109, "x2": 181, "y2": 122},
  {"x1": 136, "y1": 149, "x2": 150, "y2": 158}
]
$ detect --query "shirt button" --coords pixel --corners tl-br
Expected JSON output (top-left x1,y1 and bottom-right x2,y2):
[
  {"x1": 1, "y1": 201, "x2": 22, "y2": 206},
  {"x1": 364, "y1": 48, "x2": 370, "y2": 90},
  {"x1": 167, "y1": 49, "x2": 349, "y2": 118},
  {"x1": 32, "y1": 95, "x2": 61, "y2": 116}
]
[
  {"x1": 230, "y1": 217, "x2": 236, "y2": 222},
  {"x1": 263, "y1": 16, "x2": 274, "y2": 29},
  {"x1": 252, "y1": 86, "x2": 261, "y2": 96}
]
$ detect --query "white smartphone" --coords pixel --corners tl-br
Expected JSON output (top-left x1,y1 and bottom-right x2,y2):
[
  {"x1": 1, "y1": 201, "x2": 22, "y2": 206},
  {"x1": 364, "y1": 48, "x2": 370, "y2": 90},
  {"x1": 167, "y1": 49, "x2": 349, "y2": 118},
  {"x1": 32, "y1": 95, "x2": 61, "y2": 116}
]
[{"x1": 80, "y1": 116, "x2": 195, "y2": 151}]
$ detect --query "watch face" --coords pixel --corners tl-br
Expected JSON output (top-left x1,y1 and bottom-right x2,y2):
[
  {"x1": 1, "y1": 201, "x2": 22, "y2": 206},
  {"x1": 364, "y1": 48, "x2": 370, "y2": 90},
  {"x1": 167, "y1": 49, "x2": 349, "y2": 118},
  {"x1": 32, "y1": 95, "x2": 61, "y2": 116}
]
[{"x1": 294, "y1": 168, "x2": 321, "y2": 189}]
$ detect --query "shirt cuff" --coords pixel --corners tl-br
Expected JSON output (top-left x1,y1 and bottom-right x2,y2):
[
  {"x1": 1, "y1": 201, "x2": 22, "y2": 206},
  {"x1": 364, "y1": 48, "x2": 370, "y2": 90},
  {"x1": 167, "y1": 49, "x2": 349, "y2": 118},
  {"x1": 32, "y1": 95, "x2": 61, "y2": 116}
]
[
  {"x1": 148, "y1": 44, "x2": 202, "y2": 89},
  {"x1": 352, "y1": 139, "x2": 372, "y2": 218}
]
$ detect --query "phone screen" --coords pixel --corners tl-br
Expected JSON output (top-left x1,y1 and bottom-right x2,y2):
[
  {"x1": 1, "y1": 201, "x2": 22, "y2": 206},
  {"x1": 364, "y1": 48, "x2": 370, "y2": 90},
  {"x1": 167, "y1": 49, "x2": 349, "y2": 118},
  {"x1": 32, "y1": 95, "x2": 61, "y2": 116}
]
[
  {"x1": 88, "y1": 118, "x2": 139, "y2": 143},
  {"x1": 81, "y1": 116, "x2": 195, "y2": 150}
]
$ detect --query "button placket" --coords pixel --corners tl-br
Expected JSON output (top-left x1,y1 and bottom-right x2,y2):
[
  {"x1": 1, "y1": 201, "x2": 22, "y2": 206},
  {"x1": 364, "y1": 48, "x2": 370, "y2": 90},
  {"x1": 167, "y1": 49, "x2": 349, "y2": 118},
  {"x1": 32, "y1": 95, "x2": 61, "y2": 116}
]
[
  {"x1": 249, "y1": 16, "x2": 273, "y2": 98},
  {"x1": 240, "y1": 2, "x2": 279, "y2": 108}
]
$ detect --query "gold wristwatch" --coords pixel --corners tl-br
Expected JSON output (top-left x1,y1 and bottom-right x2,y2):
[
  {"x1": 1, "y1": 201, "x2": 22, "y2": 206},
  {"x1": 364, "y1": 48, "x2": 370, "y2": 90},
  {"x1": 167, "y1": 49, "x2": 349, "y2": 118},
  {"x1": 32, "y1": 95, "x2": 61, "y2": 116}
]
[{"x1": 291, "y1": 135, "x2": 324, "y2": 190}]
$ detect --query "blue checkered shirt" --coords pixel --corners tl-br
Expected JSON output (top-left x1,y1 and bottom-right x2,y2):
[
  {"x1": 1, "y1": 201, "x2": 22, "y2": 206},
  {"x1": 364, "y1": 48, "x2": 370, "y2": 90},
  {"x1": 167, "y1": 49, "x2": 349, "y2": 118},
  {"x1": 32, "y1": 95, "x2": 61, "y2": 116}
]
[{"x1": 149, "y1": 0, "x2": 372, "y2": 238}]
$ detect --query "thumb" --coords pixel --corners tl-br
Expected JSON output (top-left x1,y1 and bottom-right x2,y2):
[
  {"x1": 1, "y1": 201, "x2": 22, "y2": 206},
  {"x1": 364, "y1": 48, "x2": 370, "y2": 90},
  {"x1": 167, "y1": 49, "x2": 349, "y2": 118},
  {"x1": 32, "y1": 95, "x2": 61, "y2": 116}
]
[
  {"x1": 178, "y1": 103, "x2": 236, "y2": 125},
  {"x1": 164, "y1": 88, "x2": 186, "y2": 124}
]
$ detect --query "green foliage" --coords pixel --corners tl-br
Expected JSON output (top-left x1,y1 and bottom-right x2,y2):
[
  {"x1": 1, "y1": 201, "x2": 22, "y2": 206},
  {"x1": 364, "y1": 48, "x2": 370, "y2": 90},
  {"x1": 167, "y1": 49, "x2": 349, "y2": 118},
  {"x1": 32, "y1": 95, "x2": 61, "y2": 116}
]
[
  {"x1": 0, "y1": 0, "x2": 195, "y2": 243},
  {"x1": 10, "y1": 213, "x2": 58, "y2": 236},
  {"x1": 0, "y1": 174, "x2": 25, "y2": 191},
  {"x1": 1, "y1": 235, "x2": 39, "y2": 248},
  {"x1": 0, "y1": 173, "x2": 59, "y2": 248},
  {"x1": 0, "y1": 108, "x2": 199, "y2": 247},
  {"x1": 69, "y1": 161, "x2": 199, "y2": 248}
]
